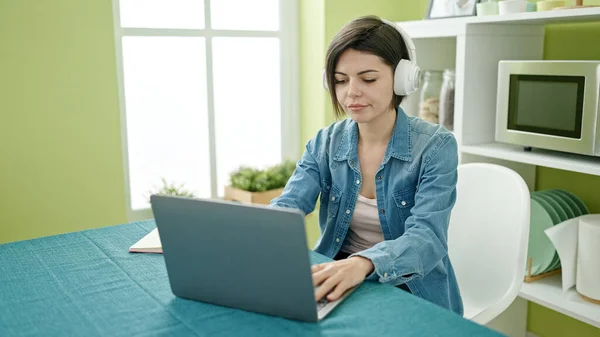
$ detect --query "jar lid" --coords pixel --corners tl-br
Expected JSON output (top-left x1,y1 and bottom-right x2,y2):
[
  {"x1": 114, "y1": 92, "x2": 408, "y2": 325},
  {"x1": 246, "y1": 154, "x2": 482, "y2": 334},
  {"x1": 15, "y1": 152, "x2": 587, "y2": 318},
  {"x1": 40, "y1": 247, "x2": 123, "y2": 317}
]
[
  {"x1": 423, "y1": 70, "x2": 443, "y2": 78},
  {"x1": 443, "y1": 69, "x2": 455, "y2": 79}
]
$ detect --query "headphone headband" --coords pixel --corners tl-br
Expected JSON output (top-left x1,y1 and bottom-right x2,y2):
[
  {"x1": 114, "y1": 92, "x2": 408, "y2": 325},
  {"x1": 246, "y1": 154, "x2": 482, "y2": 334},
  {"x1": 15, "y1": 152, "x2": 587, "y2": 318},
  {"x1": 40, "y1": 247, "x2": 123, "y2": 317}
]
[{"x1": 380, "y1": 19, "x2": 417, "y2": 66}]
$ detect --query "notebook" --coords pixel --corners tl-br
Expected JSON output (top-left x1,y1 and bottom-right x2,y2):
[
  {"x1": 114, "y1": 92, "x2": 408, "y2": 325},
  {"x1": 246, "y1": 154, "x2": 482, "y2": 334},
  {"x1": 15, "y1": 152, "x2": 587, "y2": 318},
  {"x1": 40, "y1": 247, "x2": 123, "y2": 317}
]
[{"x1": 129, "y1": 228, "x2": 163, "y2": 253}]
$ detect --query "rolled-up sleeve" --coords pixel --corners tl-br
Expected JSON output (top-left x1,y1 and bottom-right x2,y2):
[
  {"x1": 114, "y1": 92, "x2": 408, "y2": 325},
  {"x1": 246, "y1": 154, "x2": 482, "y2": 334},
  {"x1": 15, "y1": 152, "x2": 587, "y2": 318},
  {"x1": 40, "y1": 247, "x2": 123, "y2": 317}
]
[{"x1": 352, "y1": 134, "x2": 458, "y2": 285}]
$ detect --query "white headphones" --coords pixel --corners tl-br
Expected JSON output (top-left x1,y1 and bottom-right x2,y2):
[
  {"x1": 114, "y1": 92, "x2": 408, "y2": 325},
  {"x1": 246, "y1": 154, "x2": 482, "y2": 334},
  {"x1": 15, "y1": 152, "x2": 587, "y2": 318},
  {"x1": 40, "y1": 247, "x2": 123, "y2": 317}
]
[{"x1": 322, "y1": 18, "x2": 421, "y2": 96}]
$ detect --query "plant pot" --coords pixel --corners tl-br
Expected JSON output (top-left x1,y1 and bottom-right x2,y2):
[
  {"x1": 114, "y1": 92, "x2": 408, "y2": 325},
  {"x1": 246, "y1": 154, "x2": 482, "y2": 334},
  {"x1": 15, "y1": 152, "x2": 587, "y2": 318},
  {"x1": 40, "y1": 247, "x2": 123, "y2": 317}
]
[{"x1": 223, "y1": 186, "x2": 284, "y2": 205}]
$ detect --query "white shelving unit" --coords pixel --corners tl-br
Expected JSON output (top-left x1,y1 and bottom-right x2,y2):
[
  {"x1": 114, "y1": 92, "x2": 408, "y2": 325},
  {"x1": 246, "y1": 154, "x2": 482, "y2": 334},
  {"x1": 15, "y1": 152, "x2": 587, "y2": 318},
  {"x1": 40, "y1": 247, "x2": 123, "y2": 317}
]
[
  {"x1": 462, "y1": 142, "x2": 600, "y2": 176},
  {"x1": 397, "y1": 8, "x2": 600, "y2": 336},
  {"x1": 397, "y1": 7, "x2": 600, "y2": 180},
  {"x1": 520, "y1": 274, "x2": 600, "y2": 329},
  {"x1": 400, "y1": 7, "x2": 600, "y2": 38}
]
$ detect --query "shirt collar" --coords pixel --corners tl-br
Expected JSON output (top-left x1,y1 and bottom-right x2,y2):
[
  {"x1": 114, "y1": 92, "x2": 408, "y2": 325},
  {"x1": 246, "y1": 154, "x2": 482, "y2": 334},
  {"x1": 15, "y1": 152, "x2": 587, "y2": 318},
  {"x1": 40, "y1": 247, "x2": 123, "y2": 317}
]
[{"x1": 333, "y1": 108, "x2": 412, "y2": 163}]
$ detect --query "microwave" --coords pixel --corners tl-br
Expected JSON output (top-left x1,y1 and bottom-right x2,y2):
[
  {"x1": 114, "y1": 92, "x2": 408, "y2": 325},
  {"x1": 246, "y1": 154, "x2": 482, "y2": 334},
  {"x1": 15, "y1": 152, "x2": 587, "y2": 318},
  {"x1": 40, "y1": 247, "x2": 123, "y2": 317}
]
[{"x1": 495, "y1": 60, "x2": 600, "y2": 157}]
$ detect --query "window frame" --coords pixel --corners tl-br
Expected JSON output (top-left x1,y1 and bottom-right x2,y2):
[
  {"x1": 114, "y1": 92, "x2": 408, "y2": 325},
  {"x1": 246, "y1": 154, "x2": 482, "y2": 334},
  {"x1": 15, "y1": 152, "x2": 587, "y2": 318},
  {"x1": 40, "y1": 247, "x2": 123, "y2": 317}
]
[{"x1": 111, "y1": 0, "x2": 299, "y2": 221}]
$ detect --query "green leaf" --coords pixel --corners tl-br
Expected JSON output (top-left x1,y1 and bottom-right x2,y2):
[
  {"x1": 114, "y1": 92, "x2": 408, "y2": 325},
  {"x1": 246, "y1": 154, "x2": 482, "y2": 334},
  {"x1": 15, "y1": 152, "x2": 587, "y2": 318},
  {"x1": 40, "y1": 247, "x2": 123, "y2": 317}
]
[
  {"x1": 228, "y1": 160, "x2": 296, "y2": 192},
  {"x1": 146, "y1": 177, "x2": 197, "y2": 203}
]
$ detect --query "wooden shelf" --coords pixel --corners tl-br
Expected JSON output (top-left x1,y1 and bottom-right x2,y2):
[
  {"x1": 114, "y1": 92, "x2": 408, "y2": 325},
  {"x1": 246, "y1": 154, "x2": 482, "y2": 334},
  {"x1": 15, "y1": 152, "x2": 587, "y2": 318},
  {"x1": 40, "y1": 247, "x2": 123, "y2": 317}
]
[
  {"x1": 519, "y1": 274, "x2": 600, "y2": 329},
  {"x1": 396, "y1": 7, "x2": 600, "y2": 38},
  {"x1": 460, "y1": 142, "x2": 600, "y2": 177}
]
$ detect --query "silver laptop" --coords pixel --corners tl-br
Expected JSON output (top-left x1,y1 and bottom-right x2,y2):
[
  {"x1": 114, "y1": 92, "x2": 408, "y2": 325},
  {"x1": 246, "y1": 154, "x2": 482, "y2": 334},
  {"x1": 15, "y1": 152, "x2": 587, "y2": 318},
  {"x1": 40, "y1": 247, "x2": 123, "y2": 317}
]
[{"x1": 150, "y1": 194, "x2": 356, "y2": 322}]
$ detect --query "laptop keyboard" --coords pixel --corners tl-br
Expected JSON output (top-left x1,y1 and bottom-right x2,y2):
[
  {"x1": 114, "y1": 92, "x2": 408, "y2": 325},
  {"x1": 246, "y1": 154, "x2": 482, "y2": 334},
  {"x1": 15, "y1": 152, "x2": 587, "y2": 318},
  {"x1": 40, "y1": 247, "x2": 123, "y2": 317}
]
[
  {"x1": 317, "y1": 297, "x2": 329, "y2": 311},
  {"x1": 315, "y1": 285, "x2": 332, "y2": 311}
]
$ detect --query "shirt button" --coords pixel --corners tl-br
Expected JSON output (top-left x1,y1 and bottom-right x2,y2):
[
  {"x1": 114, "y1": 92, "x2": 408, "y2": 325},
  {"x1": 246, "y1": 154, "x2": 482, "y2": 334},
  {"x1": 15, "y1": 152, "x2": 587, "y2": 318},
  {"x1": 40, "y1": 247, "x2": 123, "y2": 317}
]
[
  {"x1": 380, "y1": 209, "x2": 385, "y2": 214},
  {"x1": 377, "y1": 176, "x2": 382, "y2": 180},
  {"x1": 336, "y1": 238, "x2": 340, "y2": 243},
  {"x1": 384, "y1": 272, "x2": 388, "y2": 278},
  {"x1": 350, "y1": 160, "x2": 354, "y2": 165},
  {"x1": 356, "y1": 180, "x2": 360, "y2": 185},
  {"x1": 346, "y1": 209, "x2": 351, "y2": 214},
  {"x1": 401, "y1": 201, "x2": 407, "y2": 206},
  {"x1": 331, "y1": 196, "x2": 336, "y2": 201}
]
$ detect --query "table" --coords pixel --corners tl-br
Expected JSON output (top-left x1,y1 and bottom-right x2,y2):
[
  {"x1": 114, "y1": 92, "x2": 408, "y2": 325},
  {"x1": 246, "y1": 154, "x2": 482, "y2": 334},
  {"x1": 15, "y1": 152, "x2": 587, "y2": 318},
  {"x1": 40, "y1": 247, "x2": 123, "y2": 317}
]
[{"x1": 0, "y1": 220, "x2": 502, "y2": 336}]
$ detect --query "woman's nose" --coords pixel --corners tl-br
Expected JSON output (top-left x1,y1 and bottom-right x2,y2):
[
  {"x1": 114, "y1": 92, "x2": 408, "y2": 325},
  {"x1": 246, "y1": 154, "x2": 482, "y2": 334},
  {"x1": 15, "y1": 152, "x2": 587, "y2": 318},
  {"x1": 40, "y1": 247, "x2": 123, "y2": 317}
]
[{"x1": 347, "y1": 79, "x2": 362, "y2": 97}]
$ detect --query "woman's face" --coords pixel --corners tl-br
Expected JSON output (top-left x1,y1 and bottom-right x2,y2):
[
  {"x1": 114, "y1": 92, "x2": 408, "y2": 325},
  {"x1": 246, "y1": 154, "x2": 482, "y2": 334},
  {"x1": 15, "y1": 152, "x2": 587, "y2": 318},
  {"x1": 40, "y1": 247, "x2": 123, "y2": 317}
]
[{"x1": 334, "y1": 48, "x2": 395, "y2": 124}]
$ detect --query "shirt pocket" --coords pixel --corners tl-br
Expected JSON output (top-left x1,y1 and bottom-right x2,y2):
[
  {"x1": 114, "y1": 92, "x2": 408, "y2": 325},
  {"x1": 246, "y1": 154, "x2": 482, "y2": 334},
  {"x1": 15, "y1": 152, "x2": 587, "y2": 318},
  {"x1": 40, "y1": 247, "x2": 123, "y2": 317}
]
[
  {"x1": 393, "y1": 188, "x2": 416, "y2": 224},
  {"x1": 326, "y1": 185, "x2": 343, "y2": 218}
]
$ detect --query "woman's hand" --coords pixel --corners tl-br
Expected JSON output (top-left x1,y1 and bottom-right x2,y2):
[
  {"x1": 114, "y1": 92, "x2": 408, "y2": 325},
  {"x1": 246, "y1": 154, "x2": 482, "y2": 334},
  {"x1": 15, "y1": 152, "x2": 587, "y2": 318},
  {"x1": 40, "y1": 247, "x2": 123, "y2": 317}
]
[{"x1": 312, "y1": 256, "x2": 374, "y2": 301}]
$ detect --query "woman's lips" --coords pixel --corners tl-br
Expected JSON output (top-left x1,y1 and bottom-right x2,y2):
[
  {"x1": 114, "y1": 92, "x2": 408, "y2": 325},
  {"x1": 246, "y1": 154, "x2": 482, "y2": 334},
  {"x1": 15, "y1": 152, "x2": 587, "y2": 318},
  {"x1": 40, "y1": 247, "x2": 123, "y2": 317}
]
[{"x1": 348, "y1": 104, "x2": 368, "y2": 112}]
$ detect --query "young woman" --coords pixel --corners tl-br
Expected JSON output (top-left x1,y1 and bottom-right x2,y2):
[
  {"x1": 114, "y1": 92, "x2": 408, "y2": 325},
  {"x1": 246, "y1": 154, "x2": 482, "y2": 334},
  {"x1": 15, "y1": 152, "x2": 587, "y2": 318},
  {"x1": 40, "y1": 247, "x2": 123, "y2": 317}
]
[{"x1": 269, "y1": 15, "x2": 463, "y2": 316}]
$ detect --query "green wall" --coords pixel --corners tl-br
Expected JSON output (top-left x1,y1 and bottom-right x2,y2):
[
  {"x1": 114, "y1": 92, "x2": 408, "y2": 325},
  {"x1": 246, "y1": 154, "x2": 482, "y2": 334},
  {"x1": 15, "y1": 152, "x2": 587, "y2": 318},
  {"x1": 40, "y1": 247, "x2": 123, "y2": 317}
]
[
  {"x1": 0, "y1": 1, "x2": 127, "y2": 244},
  {"x1": 299, "y1": 0, "x2": 326, "y2": 150}
]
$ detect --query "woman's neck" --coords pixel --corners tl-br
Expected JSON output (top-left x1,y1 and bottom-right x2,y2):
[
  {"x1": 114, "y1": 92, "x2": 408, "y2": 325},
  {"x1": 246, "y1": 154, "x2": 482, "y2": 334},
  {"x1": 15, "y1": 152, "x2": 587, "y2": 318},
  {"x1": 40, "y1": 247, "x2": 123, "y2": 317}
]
[{"x1": 357, "y1": 108, "x2": 396, "y2": 146}]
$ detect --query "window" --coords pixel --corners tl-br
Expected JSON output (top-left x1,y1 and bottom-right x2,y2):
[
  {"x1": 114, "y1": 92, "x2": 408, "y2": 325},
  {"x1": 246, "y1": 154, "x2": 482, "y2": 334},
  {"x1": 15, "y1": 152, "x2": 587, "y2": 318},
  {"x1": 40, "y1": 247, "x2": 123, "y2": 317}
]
[{"x1": 112, "y1": 0, "x2": 299, "y2": 219}]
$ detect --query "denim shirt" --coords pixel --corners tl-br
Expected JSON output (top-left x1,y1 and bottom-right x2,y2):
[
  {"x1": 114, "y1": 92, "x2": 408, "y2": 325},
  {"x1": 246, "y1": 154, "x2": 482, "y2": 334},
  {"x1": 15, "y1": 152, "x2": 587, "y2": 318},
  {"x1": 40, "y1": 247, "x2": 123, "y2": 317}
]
[{"x1": 269, "y1": 108, "x2": 463, "y2": 316}]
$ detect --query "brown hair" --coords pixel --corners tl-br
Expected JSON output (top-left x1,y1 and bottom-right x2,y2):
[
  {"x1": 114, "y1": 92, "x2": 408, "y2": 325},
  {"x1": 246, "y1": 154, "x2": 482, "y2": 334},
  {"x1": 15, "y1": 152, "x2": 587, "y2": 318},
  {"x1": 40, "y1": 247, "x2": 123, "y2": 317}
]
[{"x1": 325, "y1": 15, "x2": 410, "y2": 119}]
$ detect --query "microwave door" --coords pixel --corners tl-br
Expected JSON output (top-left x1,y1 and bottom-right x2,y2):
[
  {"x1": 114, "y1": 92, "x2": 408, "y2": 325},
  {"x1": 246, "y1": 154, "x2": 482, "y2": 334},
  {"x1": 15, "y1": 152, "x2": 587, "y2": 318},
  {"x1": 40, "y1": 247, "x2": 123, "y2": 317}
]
[
  {"x1": 507, "y1": 74, "x2": 584, "y2": 138},
  {"x1": 498, "y1": 73, "x2": 595, "y2": 156}
]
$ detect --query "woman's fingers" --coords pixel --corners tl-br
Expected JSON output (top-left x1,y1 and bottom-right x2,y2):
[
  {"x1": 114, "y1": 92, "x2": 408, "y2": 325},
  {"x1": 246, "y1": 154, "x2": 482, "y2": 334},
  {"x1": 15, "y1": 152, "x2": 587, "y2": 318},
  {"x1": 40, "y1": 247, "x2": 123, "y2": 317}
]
[
  {"x1": 311, "y1": 263, "x2": 326, "y2": 273},
  {"x1": 311, "y1": 260, "x2": 367, "y2": 301},
  {"x1": 314, "y1": 272, "x2": 341, "y2": 301},
  {"x1": 311, "y1": 263, "x2": 333, "y2": 287},
  {"x1": 327, "y1": 280, "x2": 351, "y2": 301}
]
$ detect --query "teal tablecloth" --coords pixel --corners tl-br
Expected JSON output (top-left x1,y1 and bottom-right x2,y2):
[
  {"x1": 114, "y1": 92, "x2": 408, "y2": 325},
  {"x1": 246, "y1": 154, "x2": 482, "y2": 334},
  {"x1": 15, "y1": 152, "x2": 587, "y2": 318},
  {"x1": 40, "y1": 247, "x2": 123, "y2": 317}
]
[{"x1": 0, "y1": 220, "x2": 501, "y2": 336}]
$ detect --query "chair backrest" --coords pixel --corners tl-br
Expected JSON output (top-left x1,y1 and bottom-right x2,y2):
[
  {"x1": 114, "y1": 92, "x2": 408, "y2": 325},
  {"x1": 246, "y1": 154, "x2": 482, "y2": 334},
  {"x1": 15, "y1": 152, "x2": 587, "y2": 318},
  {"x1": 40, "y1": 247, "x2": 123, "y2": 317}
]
[{"x1": 448, "y1": 163, "x2": 530, "y2": 324}]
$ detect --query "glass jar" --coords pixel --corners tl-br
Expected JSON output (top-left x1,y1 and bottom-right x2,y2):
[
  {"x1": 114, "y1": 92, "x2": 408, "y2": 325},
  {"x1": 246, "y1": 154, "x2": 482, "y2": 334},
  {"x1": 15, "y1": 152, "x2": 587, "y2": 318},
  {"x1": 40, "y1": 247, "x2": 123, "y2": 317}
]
[
  {"x1": 418, "y1": 70, "x2": 443, "y2": 124},
  {"x1": 439, "y1": 69, "x2": 456, "y2": 131}
]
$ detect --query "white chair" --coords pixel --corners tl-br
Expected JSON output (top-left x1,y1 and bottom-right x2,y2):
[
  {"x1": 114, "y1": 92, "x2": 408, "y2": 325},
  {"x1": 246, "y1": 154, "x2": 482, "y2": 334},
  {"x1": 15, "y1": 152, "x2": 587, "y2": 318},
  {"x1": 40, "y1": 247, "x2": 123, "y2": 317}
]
[{"x1": 447, "y1": 163, "x2": 530, "y2": 325}]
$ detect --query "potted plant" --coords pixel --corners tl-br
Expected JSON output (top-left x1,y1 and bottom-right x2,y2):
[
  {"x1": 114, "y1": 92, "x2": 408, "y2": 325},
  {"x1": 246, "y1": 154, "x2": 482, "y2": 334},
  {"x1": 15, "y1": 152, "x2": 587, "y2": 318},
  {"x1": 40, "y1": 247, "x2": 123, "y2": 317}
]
[
  {"x1": 146, "y1": 177, "x2": 196, "y2": 203},
  {"x1": 224, "y1": 160, "x2": 296, "y2": 205}
]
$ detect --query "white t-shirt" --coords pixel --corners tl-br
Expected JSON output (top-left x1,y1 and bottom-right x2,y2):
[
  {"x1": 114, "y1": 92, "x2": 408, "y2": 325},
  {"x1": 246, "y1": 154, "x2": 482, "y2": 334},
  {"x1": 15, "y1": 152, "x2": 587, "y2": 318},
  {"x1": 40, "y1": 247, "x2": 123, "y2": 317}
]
[{"x1": 341, "y1": 194, "x2": 384, "y2": 254}]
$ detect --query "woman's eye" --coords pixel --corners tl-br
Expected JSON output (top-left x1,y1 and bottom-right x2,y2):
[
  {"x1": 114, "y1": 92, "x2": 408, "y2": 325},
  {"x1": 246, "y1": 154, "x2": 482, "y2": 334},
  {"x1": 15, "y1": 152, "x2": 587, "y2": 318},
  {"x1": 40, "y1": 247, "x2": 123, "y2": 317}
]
[
  {"x1": 364, "y1": 79, "x2": 377, "y2": 83},
  {"x1": 334, "y1": 79, "x2": 346, "y2": 84}
]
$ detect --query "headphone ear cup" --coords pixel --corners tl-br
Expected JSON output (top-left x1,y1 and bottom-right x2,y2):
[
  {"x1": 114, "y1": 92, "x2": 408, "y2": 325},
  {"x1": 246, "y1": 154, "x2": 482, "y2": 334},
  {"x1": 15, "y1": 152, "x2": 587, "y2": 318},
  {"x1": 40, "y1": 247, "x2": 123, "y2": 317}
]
[
  {"x1": 394, "y1": 60, "x2": 421, "y2": 96},
  {"x1": 322, "y1": 69, "x2": 328, "y2": 90}
]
